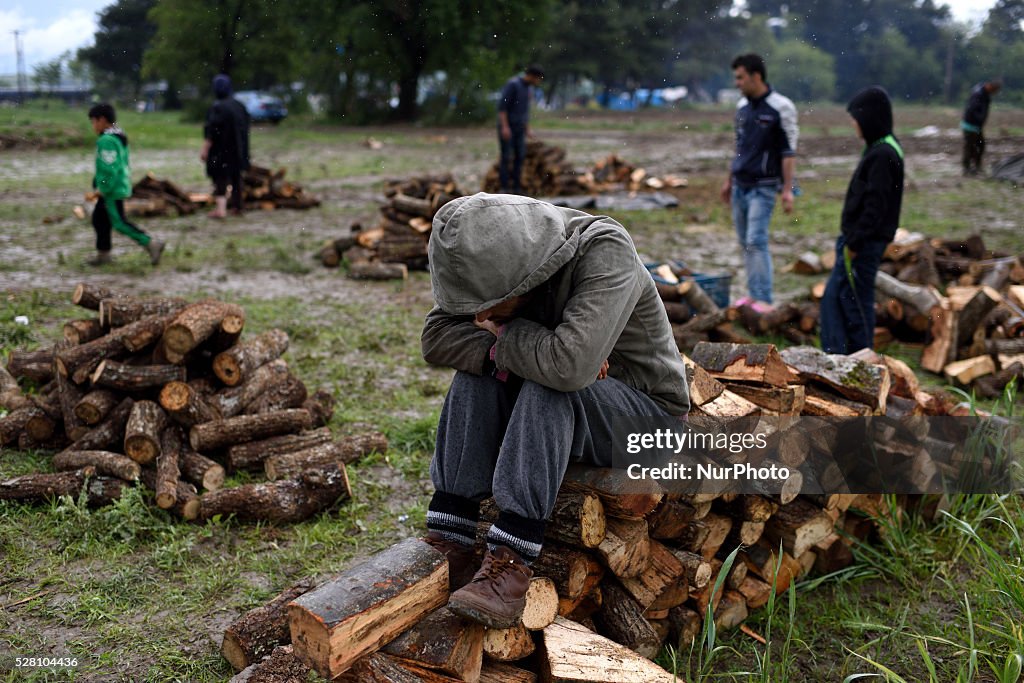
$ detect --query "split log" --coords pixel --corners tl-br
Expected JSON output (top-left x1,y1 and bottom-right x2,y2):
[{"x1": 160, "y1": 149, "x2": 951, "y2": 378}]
[
  {"x1": 716, "y1": 495, "x2": 779, "y2": 523},
  {"x1": 349, "y1": 262, "x2": 409, "y2": 280},
  {"x1": 697, "y1": 512, "x2": 733, "y2": 561},
  {"x1": 213, "y1": 329, "x2": 290, "y2": 387},
  {"x1": 74, "y1": 389, "x2": 119, "y2": 425},
  {"x1": 979, "y1": 259, "x2": 1013, "y2": 290},
  {"x1": 693, "y1": 388, "x2": 761, "y2": 418},
  {"x1": 72, "y1": 283, "x2": 118, "y2": 310},
  {"x1": 66, "y1": 397, "x2": 134, "y2": 452},
  {"x1": 812, "y1": 533, "x2": 855, "y2": 574},
  {"x1": 335, "y1": 652, "x2": 463, "y2": 682},
  {"x1": 974, "y1": 362, "x2": 1024, "y2": 398},
  {"x1": 63, "y1": 318, "x2": 104, "y2": 345},
  {"x1": 531, "y1": 545, "x2": 595, "y2": 601},
  {"x1": 229, "y1": 645, "x2": 313, "y2": 683},
  {"x1": 51, "y1": 451, "x2": 140, "y2": 481},
  {"x1": 6, "y1": 348, "x2": 54, "y2": 384},
  {"x1": 723, "y1": 382, "x2": 804, "y2": 414},
  {"x1": 779, "y1": 346, "x2": 889, "y2": 410},
  {"x1": 646, "y1": 497, "x2": 699, "y2": 540},
  {"x1": 619, "y1": 540, "x2": 689, "y2": 610},
  {"x1": 875, "y1": 271, "x2": 940, "y2": 314},
  {"x1": 139, "y1": 469, "x2": 199, "y2": 520},
  {"x1": 883, "y1": 356, "x2": 920, "y2": 399},
  {"x1": 681, "y1": 355, "x2": 725, "y2": 407},
  {"x1": 159, "y1": 381, "x2": 222, "y2": 427},
  {"x1": 189, "y1": 409, "x2": 313, "y2": 452},
  {"x1": 713, "y1": 590, "x2": 749, "y2": 630},
  {"x1": 763, "y1": 498, "x2": 834, "y2": 558},
  {"x1": 563, "y1": 464, "x2": 663, "y2": 518},
  {"x1": 195, "y1": 462, "x2": 350, "y2": 523},
  {"x1": 985, "y1": 338, "x2": 1024, "y2": 356},
  {"x1": 595, "y1": 518, "x2": 649, "y2": 579},
  {"x1": 668, "y1": 606, "x2": 702, "y2": 650},
  {"x1": 382, "y1": 607, "x2": 484, "y2": 680},
  {"x1": 483, "y1": 623, "x2": 535, "y2": 661},
  {"x1": 479, "y1": 662, "x2": 537, "y2": 683},
  {"x1": 545, "y1": 489, "x2": 607, "y2": 549},
  {"x1": 944, "y1": 356, "x2": 995, "y2": 386},
  {"x1": 521, "y1": 577, "x2": 560, "y2": 631},
  {"x1": 287, "y1": 538, "x2": 448, "y2": 679},
  {"x1": 921, "y1": 299, "x2": 957, "y2": 374},
  {"x1": 594, "y1": 582, "x2": 662, "y2": 659},
  {"x1": 221, "y1": 581, "x2": 316, "y2": 673},
  {"x1": 123, "y1": 400, "x2": 167, "y2": 464},
  {"x1": 0, "y1": 467, "x2": 95, "y2": 502},
  {"x1": 225, "y1": 427, "x2": 333, "y2": 472},
  {"x1": 161, "y1": 301, "x2": 246, "y2": 355},
  {"x1": 91, "y1": 360, "x2": 186, "y2": 392},
  {"x1": 180, "y1": 449, "x2": 225, "y2": 491},
  {"x1": 668, "y1": 549, "x2": 712, "y2": 591},
  {"x1": 954, "y1": 286, "x2": 1001, "y2": 350},
  {"x1": 155, "y1": 426, "x2": 183, "y2": 509},
  {"x1": 540, "y1": 616, "x2": 680, "y2": 682},
  {"x1": 264, "y1": 432, "x2": 387, "y2": 480},
  {"x1": 737, "y1": 575, "x2": 773, "y2": 609},
  {"x1": 210, "y1": 359, "x2": 290, "y2": 419},
  {"x1": 691, "y1": 342, "x2": 793, "y2": 387},
  {"x1": 791, "y1": 252, "x2": 823, "y2": 275}
]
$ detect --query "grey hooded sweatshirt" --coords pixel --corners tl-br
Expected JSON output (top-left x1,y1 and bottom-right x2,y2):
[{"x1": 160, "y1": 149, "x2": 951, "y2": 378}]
[{"x1": 421, "y1": 193, "x2": 690, "y2": 416}]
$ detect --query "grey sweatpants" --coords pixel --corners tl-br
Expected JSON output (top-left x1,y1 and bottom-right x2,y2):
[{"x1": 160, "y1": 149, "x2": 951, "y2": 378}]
[{"x1": 430, "y1": 371, "x2": 672, "y2": 522}]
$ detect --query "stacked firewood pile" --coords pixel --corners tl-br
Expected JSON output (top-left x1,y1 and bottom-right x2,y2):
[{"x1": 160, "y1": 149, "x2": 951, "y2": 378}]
[
  {"x1": 319, "y1": 174, "x2": 466, "y2": 280},
  {"x1": 482, "y1": 142, "x2": 688, "y2": 197},
  {"x1": 223, "y1": 341, "x2": 984, "y2": 682},
  {"x1": 0, "y1": 284, "x2": 386, "y2": 523},
  {"x1": 241, "y1": 165, "x2": 320, "y2": 211},
  {"x1": 126, "y1": 173, "x2": 199, "y2": 217}
]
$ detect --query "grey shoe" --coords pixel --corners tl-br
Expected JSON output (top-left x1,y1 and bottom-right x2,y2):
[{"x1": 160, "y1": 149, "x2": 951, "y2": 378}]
[
  {"x1": 86, "y1": 251, "x2": 112, "y2": 266},
  {"x1": 146, "y1": 239, "x2": 165, "y2": 265}
]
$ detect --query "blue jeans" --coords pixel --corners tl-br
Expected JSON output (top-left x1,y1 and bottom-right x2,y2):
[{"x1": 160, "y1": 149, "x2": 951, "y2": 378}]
[
  {"x1": 732, "y1": 184, "x2": 777, "y2": 303},
  {"x1": 819, "y1": 236, "x2": 887, "y2": 354},
  {"x1": 498, "y1": 124, "x2": 527, "y2": 193}
]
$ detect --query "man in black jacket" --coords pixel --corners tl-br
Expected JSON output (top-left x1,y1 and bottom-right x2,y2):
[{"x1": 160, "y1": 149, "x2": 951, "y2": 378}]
[
  {"x1": 201, "y1": 74, "x2": 250, "y2": 218},
  {"x1": 820, "y1": 86, "x2": 904, "y2": 354},
  {"x1": 961, "y1": 80, "x2": 1001, "y2": 176}
]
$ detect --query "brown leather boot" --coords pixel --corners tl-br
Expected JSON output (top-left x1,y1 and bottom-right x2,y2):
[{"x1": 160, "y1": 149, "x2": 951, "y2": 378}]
[
  {"x1": 423, "y1": 532, "x2": 478, "y2": 592},
  {"x1": 447, "y1": 545, "x2": 532, "y2": 629}
]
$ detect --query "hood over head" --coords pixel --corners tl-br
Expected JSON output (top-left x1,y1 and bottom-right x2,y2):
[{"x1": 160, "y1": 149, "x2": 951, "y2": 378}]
[
  {"x1": 213, "y1": 74, "x2": 232, "y2": 99},
  {"x1": 428, "y1": 193, "x2": 584, "y2": 315},
  {"x1": 847, "y1": 85, "x2": 893, "y2": 145}
]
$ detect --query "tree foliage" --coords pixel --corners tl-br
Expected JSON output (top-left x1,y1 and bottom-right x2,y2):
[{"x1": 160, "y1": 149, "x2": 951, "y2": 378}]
[{"x1": 78, "y1": 0, "x2": 158, "y2": 96}]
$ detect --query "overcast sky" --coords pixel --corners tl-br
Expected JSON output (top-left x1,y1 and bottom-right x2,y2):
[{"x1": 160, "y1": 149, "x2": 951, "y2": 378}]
[{"x1": 0, "y1": 0, "x2": 1002, "y2": 75}]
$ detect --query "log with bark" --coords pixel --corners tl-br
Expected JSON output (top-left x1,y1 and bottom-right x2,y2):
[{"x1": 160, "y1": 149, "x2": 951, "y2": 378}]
[
  {"x1": 225, "y1": 427, "x2": 333, "y2": 472},
  {"x1": 155, "y1": 426, "x2": 183, "y2": 509},
  {"x1": 691, "y1": 342, "x2": 793, "y2": 387},
  {"x1": 91, "y1": 360, "x2": 186, "y2": 392},
  {"x1": 195, "y1": 462, "x2": 351, "y2": 523},
  {"x1": 0, "y1": 466, "x2": 95, "y2": 502},
  {"x1": 52, "y1": 450, "x2": 140, "y2": 481},
  {"x1": 6, "y1": 348, "x2": 54, "y2": 384},
  {"x1": 382, "y1": 606, "x2": 485, "y2": 679},
  {"x1": 162, "y1": 301, "x2": 246, "y2": 355},
  {"x1": 263, "y1": 432, "x2": 387, "y2": 480},
  {"x1": 123, "y1": 400, "x2": 167, "y2": 464},
  {"x1": 221, "y1": 581, "x2": 316, "y2": 672},
  {"x1": 213, "y1": 329, "x2": 290, "y2": 387},
  {"x1": 63, "y1": 318, "x2": 104, "y2": 345},
  {"x1": 189, "y1": 408, "x2": 312, "y2": 452}
]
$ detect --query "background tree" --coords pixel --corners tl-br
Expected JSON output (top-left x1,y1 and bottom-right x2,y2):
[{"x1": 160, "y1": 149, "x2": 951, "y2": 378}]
[
  {"x1": 78, "y1": 0, "x2": 158, "y2": 97},
  {"x1": 32, "y1": 53, "x2": 66, "y2": 95}
]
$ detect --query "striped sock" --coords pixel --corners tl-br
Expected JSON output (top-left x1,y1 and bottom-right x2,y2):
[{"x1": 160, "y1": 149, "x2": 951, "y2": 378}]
[
  {"x1": 487, "y1": 511, "x2": 545, "y2": 565},
  {"x1": 427, "y1": 491, "x2": 479, "y2": 547}
]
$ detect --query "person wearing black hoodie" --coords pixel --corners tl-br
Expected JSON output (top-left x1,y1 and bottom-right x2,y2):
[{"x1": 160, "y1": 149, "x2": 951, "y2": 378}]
[
  {"x1": 820, "y1": 86, "x2": 904, "y2": 355},
  {"x1": 201, "y1": 74, "x2": 250, "y2": 218}
]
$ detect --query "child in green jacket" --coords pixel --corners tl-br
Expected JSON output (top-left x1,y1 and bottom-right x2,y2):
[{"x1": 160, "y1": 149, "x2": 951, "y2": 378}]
[{"x1": 87, "y1": 103, "x2": 164, "y2": 266}]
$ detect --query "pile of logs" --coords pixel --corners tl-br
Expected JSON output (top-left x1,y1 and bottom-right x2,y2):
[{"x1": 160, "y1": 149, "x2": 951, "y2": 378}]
[
  {"x1": 222, "y1": 341, "x2": 981, "y2": 682},
  {"x1": 319, "y1": 174, "x2": 466, "y2": 280},
  {"x1": 126, "y1": 173, "x2": 199, "y2": 217},
  {"x1": 482, "y1": 143, "x2": 688, "y2": 197},
  {"x1": 0, "y1": 284, "x2": 387, "y2": 524},
  {"x1": 767, "y1": 231, "x2": 1024, "y2": 398},
  {"x1": 241, "y1": 165, "x2": 320, "y2": 211}
]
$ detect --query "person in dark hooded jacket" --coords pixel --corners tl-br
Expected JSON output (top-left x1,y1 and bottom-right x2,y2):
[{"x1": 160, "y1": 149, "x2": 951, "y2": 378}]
[
  {"x1": 419, "y1": 192, "x2": 690, "y2": 630},
  {"x1": 201, "y1": 74, "x2": 250, "y2": 218},
  {"x1": 820, "y1": 86, "x2": 904, "y2": 354}
]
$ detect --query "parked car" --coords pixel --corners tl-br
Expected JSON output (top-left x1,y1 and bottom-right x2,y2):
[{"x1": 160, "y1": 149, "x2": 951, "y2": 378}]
[{"x1": 234, "y1": 90, "x2": 288, "y2": 124}]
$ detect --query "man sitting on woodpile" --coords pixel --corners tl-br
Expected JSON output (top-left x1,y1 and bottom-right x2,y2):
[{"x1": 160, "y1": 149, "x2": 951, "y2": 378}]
[{"x1": 420, "y1": 192, "x2": 690, "y2": 628}]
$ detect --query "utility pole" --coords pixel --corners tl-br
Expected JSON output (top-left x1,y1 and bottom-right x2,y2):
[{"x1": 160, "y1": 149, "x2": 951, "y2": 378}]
[{"x1": 12, "y1": 29, "x2": 27, "y2": 104}]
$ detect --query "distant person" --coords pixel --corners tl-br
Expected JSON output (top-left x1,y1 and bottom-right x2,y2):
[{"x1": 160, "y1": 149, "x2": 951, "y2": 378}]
[
  {"x1": 201, "y1": 74, "x2": 250, "y2": 218},
  {"x1": 820, "y1": 86, "x2": 904, "y2": 354},
  {"x1": 86, "y1": 103, "x2": 164, "y2": 266},
  {"x1": 720, "y1": 53, "x2": 798, "y2": 311},
  {"x1": 961, "y1": 79, "x2": 1002, "y2": 176},
  {"x1": 497, "y1": 65, "x2": 544, "y2": 194}
]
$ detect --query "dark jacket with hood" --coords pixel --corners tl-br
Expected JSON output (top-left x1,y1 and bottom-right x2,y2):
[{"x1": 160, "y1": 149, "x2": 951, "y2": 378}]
[
  {"x1": 421, "y1": 193, "x2": 690, "y2": 416},
  {"x1": 204, "y1": 75, "x2": 250, "y2": 178},
  {"x1": 841, "y1": 86, "x2": 904, "y2": 252},
  {"x1": 962, "y1": 83, "x2": 992, "y2": 130}
]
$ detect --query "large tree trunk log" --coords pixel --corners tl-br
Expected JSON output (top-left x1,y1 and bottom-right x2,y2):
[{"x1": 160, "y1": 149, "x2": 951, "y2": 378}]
[
  {"x1": 213, "y1": 329, "x2": 290, "y2": 387},
  {"x1": 99, "y1": 296, "x2": 187, "y2": 328},
  {"x1": 180, "y1": 449, "x2": 225, "y2": 491},
  {"x1": 382, "y1": 606, "x2": 485, "y2": 680},
  {"x1": 210, "y1": 359, "x2": 290, "y2": 418},
  {"x1": 225, "y1": 427, "x2": 333, "y2": 472},
  {"x1": 196, "y1": 462, "x2": 350, "y2": 523},
  {"x1": 91, "y1": 360, "x2": 186, "y2": 392},
  {"x1": 52, "y1": 450, "x2": 140, "y2": 481},
  {"x1": 155, "y1": 426, "x2": 183, "y2": 509},
  {"x1": 263, "y1": 432, "x2": 387, "y2": 480},
  {"x1": 0, "y1": 467, "x2": 95, "y2": 501},
  {"x1": 221, "y1": 580, "x2": 315, "y2": 673},
  {"x1": 541, "y1": 616, "x2": 679, "y2": 683},
  {"x1": 66, "y1": 397, "x2": 134, "y2": 452},
  {"x1": 63, "y1": 318, "x2": 104, "y2": 345},
  {"x1": 7, "y1": 348, "x2": 54, "y2": 384},
  {"x1": 159, "y1": 381, "x2": 222, "y2": 427},
  {"x1": 73, "y1": 389, "x2": 119, "y2": 426},
  {"x1": 161, "y1": 301, "x2": 246, "y2": 355},
  {"x1": 190, "y1": 409, "x2": 313, "y2": 452},
  {"x1": 123, "y1": 400, "x2": 168, "y2": 464},
  {"x1": 287, "y1": 538, "x2": 448, "y2": 679}
]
